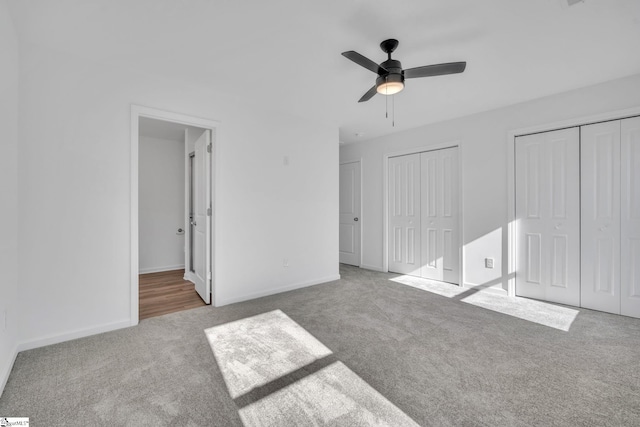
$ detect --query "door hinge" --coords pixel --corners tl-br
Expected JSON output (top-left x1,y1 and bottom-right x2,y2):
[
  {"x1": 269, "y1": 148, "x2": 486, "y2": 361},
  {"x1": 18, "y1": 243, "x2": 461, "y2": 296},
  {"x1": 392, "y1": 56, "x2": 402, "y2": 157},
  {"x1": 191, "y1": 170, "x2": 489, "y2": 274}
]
[
  {"x1": 207, "y1": 144, "x2": 212, "y2": 153},
  {"x1": 207, "y1": 271, "x2": 212, "y2": 280},
  {"x1": 207, "y1": 207, "x2": 212, "y2": 216}
]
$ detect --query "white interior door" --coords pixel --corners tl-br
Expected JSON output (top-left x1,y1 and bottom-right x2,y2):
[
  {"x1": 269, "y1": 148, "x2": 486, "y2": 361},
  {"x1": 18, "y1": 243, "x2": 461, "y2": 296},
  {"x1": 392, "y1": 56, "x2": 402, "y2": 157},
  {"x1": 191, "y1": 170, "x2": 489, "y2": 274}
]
[
  {"x1": 581, "y1": 120, "x2": 621, "y2": 314},
  {"x1": 420, "y1": 147, "x2": 460, "y2": 284},
  {"x1": 339, "y1": 161, "x2": 361, "y2": 266},
  {"x1": 621, "y1": 116, "x2": 640, "y2": 318},
  {"x1": 515, "y1": 128, "x2": 580, "y2": 306},
  {"x1": 388, "y1": 154, "x2": 421, "y2": 275},
  {"x1": 193, "y1": 130, "x2": 211, "y2": 304}
]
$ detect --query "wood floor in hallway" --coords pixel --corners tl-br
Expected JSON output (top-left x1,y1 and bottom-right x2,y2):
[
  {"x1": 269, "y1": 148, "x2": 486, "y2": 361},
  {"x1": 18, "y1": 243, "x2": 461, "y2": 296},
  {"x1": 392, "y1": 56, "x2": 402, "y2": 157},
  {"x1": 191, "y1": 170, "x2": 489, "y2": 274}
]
[{"x1": 139, "y1": 269, "x2": 206, "y2": 320}]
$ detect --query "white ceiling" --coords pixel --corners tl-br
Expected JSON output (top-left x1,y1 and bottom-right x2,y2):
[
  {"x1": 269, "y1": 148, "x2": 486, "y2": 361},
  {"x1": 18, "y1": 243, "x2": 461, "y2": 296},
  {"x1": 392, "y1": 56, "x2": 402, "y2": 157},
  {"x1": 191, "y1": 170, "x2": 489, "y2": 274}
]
[{"x1": 8, "y1": 0, "x2": 640, "y2": 143}]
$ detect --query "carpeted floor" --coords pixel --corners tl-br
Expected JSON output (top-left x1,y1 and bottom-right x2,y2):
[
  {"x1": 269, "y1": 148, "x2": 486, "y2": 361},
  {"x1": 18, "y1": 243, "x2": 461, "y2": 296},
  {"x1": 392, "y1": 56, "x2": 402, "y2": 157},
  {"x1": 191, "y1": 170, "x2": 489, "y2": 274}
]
[
  {"x1": 1, "y1": 265, "x2": 640, "y2": 426},
  {"x1": 205, "y1": 309, "x2": 419, "y2": 426}
]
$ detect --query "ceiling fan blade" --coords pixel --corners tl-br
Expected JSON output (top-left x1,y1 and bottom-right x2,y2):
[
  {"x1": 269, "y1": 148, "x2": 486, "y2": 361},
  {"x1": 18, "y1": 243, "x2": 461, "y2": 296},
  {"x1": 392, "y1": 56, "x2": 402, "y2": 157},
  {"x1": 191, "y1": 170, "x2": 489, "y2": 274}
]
[
  {"x1": 404, "y1": 61, "x2": 466, "y2": 79},
  {"x1": 358, "y1": 85, "x2": 378, "y2": 103},
  {"x1": 342, "y1": 51, "x2": 388, "y2": 75}
]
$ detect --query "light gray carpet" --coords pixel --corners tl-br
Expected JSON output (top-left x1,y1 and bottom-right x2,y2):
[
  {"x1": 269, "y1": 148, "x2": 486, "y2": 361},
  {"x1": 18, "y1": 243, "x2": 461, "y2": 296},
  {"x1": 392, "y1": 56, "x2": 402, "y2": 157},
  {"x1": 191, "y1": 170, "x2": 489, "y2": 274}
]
[
  {"x1": 1, "y1": 265, "x2": 640, "y2": 426},
  {"x1": 238, "y1": 361, "x2": 419, "y2": 427},
  {"x1": 206, "y1": 309, "x2": 418, "y2": 426},
  {"x1": 205, "y1": 310, "x2": 332, "y2": 399}
]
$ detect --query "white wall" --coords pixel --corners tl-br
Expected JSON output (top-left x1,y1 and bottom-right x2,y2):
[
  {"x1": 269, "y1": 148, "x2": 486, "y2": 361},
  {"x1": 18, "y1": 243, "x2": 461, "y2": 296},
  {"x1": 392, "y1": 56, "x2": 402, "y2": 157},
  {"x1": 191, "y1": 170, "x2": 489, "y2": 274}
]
[
  {"x1": 0, "y1": 0, "x2": 20, "y2": 395},
  {"x1": 16, "y1": 42, "x2": 338, "y2": 349},
  {"x1": 139, "y1": 135, "x2": 185, "y2": 274},
  {"x1": 340, "y1": 73, "x2": 640, "y2": 291}
]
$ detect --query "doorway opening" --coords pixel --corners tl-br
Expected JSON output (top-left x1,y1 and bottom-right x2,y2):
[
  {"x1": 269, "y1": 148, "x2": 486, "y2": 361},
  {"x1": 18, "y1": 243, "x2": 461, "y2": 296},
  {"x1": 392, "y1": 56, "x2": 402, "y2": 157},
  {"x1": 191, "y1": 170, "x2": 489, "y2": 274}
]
[{"x1": 131, "y1": 106, "x2": 218, "y2": 325}]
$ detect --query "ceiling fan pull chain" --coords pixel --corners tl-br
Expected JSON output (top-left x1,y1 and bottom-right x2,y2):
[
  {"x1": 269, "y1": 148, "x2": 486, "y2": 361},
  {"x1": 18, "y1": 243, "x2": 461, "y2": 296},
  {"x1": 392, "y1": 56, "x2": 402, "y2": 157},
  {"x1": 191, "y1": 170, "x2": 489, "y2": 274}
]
[
  {"x1": 392, "y1": 94, "x2": 395, "y2": 127},
  {"x1": 385, "y1": 76, "x2": 389, "y2": 119}
]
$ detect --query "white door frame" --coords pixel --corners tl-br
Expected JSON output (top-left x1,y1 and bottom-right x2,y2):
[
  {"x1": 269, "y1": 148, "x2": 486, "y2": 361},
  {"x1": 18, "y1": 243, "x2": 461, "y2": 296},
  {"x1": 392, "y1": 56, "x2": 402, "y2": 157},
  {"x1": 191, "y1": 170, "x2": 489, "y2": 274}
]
[
  {"x1": 130, "y1": 105, "x2": 220, "y2": 326},
  {"x1": 506, "y1": 106, "x2": 640, "y2": 298},
  {"x1": 339, "y1": 159, "x2": 363, "y2": 267},
  {"x1": 382, "y1": 141, "x2": 464, "y2": 287}
]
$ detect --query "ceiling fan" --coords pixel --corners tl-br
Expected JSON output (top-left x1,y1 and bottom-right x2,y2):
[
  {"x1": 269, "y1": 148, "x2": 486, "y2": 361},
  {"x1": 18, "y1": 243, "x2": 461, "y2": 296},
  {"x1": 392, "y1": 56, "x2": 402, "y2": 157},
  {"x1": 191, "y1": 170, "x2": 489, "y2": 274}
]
[{"x1": 342, "y1": 39, "x2": 467, "y2": 102}]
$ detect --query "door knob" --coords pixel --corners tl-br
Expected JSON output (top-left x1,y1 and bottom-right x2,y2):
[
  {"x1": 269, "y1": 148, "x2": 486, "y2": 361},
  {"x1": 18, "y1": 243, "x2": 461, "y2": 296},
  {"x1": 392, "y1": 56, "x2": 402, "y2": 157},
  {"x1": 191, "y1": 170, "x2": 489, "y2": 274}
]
[
  {"x1": 354, "y1": 217, "x2": 359, "y2": 222},
  {"x1": 555, "y1": 223, "x2": 562, "y2": 230}
]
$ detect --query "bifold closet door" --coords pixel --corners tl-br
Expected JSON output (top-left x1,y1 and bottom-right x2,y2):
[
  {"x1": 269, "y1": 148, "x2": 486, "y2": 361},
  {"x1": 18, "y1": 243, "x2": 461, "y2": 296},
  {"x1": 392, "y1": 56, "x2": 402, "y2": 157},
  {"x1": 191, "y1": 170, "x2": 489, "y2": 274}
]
[
  {"x1": 420, "y1": 147, "x2": 460, "y2": 284},
  {"x1": 388, "y1": 154, "x2": 421, "y2": 275},
  {"x1": 581, "y1": 121, "x2": 621, "y2": 314},
  {"x1": 515, "y1": 128, "x2": 580, "y2": 306},
  {"x1": 621, "y1": 116, "x2": 640, "y2": 318}
]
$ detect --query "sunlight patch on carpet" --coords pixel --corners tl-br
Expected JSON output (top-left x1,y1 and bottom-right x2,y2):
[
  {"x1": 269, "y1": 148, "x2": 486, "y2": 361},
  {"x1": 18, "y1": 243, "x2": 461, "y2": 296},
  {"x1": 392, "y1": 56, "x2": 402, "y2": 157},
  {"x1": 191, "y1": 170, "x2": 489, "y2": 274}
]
[
  {"x1": 389, "y1": 275, "x2": 579, "y2": 331},
  {"x1": 204, "y1": 310, "x2": 332, "y2": 398},
  {"x1": 390, "y1": 274, "x2": 467, "y2": 298},
  {"x1": 461, "y1": 291, "x2": 579, "y2": 332},
  {"x1": 238, "y1": 361, "x2": 420, "y2": 427}
]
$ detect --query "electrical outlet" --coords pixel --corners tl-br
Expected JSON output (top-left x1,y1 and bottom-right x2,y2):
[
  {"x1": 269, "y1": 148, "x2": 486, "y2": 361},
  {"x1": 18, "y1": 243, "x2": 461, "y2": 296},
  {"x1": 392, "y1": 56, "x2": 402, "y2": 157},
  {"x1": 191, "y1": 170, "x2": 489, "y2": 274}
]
[
  {"x1": 485, "y1": 258, "x2": 494, "y2": 269},
  {"x1": 283, "y1": 258, "x2": 289, "y2": 268}
]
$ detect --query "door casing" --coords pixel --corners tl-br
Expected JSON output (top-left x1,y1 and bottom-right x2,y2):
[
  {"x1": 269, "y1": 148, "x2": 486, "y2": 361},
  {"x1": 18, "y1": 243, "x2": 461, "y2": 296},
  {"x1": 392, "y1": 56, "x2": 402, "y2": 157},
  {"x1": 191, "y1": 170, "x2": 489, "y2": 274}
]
[{"x1": 131, "y1": 105, "x2": 219, "y2": 326}]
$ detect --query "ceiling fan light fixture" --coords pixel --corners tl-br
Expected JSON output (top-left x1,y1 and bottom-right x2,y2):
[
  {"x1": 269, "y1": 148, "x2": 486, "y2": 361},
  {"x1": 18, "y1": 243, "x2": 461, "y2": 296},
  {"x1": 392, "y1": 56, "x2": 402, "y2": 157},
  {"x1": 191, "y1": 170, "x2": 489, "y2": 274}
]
[
  {"x1": 377, "y1": 81, "x2": 404, "y2": 95},
  {"x1": 376, "y1": 74, "x2": 404, "y2": 95}
]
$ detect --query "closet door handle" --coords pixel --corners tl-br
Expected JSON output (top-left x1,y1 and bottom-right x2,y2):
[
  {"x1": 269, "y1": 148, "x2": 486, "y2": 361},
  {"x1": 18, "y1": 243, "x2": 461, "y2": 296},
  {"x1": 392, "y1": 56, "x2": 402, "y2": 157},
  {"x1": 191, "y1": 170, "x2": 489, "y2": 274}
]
[{"x1": 354, "y1": 217, "x2": 359, "y2": 222}]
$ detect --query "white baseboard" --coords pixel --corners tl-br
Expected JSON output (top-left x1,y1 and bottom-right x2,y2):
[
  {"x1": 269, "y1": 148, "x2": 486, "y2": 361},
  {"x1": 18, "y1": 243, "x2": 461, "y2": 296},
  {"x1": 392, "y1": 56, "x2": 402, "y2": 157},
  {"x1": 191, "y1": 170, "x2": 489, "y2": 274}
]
[
  {"x1": 0, "y1": 344, "x2": 19, "y2": 398},
  {"x1": 17, "y1": 319, "x2": 131, "y2": 353},
  {"x1": 139, "y1": 264, "x2": 185, "y2": 274},
  {"x1": 360, "y1": 264, "x2": 386, "y2": 272},
  {"x1": 216, "y1": 274, "x2": 341, "y2": 307}
]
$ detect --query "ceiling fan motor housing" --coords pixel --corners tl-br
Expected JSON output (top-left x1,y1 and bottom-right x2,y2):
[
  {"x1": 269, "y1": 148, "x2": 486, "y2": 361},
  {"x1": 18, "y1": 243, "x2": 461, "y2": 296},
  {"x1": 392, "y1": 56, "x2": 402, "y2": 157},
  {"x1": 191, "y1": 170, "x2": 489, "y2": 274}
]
[
  {"x1": 381, "y1": 59, "x2": 402, "y2": 74},
  {"x1": 377, "y1": 58, "x2": 404, "y2": 93}
]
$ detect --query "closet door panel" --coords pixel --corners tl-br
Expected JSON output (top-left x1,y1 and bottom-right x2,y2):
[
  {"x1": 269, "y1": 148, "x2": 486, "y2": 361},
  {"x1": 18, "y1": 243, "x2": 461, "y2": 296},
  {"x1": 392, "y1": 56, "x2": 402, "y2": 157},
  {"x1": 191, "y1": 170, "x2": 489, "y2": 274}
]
[
  {"x1": 515, "y1": 128, "x2": 580, "y2": 305},
  {"x1": 516, "y1": 133, "x2": 546, "y2": 300},
  {"x1": 621, "y1": 116, "x2": 640, "y2": 318},
  {"x1": 388, "y1": 154, "x2": 421, "y2": 276},
  {"x1": 420, "y1": 147, "x2": 459, "y2": 284},
  {"x1": 440, "y1": 148, "x2": 460, "y2": 284},
  {"x1": 581, "y1": 120, "x2": 621, "y2": 314},
  {"x1": 421, "y1": 154, "x2": 438, "y2": 277}
]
